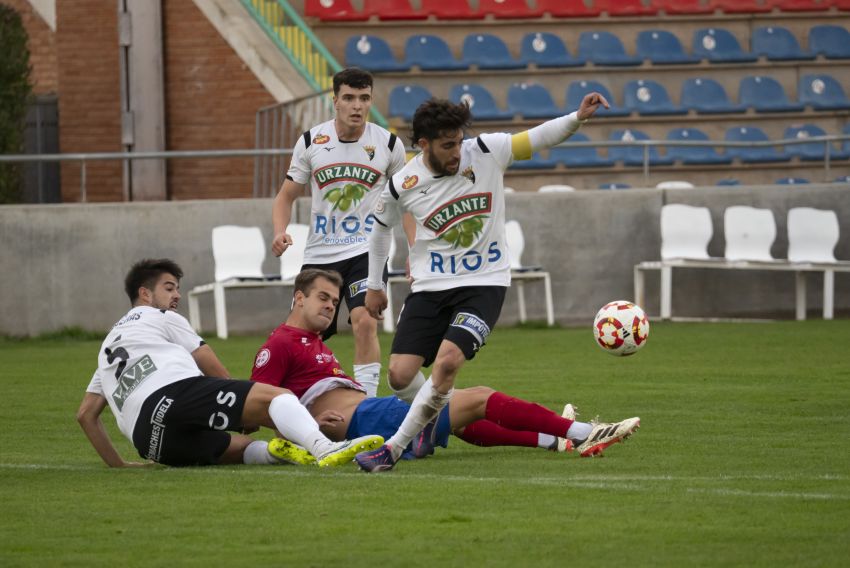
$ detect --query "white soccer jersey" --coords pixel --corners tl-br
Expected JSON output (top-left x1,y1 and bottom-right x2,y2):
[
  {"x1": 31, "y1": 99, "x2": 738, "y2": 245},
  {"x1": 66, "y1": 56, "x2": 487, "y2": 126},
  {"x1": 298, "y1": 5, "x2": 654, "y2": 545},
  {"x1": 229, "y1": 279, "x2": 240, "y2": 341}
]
[
  {"x1": 374, "y1": 132, "x2": 514, "y2": 292},
  {"x1": 287, "y1": 120, "x2": 406, "y2": 264},
  {"x1": 86, "y1": 306, "x2": 205, "y2": 440}
]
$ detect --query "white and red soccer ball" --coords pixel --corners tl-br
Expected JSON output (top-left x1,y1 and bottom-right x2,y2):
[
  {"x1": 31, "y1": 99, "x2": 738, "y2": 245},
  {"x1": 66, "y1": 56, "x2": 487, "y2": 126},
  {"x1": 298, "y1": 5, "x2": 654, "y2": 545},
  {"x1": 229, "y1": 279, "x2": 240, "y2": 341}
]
[{"x1": 593, "y1": 300, "x2": 650, "y2": 356}]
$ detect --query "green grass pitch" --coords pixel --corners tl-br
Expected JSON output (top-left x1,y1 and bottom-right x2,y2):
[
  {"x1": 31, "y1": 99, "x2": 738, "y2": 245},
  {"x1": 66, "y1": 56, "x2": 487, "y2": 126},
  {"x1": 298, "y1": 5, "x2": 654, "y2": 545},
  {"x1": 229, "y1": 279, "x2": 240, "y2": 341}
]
[{"x1": 1, "y1": 321, "x2": 849, "y2": 566}]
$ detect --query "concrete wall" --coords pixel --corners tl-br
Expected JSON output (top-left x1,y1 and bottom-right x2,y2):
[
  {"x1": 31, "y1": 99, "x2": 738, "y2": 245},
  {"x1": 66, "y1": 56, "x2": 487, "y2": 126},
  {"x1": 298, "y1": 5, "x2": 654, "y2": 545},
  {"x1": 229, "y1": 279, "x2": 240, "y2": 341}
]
[{"x1": 1, "y1": 184, "x2": 849, "y2": 337}]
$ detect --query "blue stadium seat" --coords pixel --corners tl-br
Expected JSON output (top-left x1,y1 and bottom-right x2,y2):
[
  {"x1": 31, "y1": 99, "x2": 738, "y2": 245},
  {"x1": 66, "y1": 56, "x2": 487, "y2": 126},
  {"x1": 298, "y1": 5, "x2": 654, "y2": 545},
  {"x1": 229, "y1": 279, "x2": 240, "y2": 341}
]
[
  {"x1": 449, "y1": 84, "x2": 513, "y2": 120},
  {"x1": 716, "y1": 178, "x2": 740, "y2": 186},
  {"x1": 549, "y1": 133, "x2": 614, "y2": 168},
  {"x1": 566, "y1": 80, "x2": 630, "y2": 117},
  {"x1": 578, "y1": 31, "x2": 642, "y2": 66},
  {"x1": 775, "y1": 177, "x2": 810, "y2": 185},
  {"x1": 404, "y1": 35, "x2": 468, "y2": 71},
  {"x1": 507, "y1": 83, "x2": 562, "y2": 119},
  {"x1": 809, "y1": 25, "x2": 850, "y2": 59},
  {"x1": 624, "y1": 79, "x2": 687, "y2": 116},
  {"x1": 835, "y1": 175, "x2": 850, "y2": 183},
  {"x1": 724, "y1": 126, "x2": 791, "y2": 163},
  {"x1": 609, "y1": 129, "x2": 674, "y2": 167},
  {"x1": 344, "y1": 35, "x2": 409, "y2": 72},
  {"x1": 598, "y1": 182, "x2": 631, "y2": 190},
  {"x1": 509, "y1": 152, "x2": 557, "y2": 170},
  {"x1": 752, "y1": 26, "x2": 815, "y2": 61},
  {"x1": 692, "y1": 28, "x2": 758, "y2": 63},
  {"x1": 462, "y1": 34, "x2": 524, "y2": 70},
  {"x1": 739, "y1": 76, "x2": 805, "y2": 113},
  {"x1": 388, "y1": 85, "x2": 432, "y2": 120},
  {"x1": 636, "y1": 30, "x2": 700, "y2": 65},
  {"x1": 783, "y1": 124, "x2": 832, "y2": 161},
  {"x1": 840, "y1": 124, "x2": 850, "y2": 159},
  {"x1": 681, "y1": 78, "x2": 747, "y2": 114},
  {"x1": 520, "y1": 32, "x2": 584, "y2": 68},
  {"x1": 666, "y1": 128, "x2": 732, "y2": 165},
  {"x1": 799, "y1": 74, "x2": 850, "y2": 110}
]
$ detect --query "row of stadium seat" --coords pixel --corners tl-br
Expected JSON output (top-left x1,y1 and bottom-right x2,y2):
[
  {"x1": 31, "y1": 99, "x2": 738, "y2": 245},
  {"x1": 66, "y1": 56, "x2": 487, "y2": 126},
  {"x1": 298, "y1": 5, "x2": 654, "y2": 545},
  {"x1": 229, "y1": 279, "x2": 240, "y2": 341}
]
[
  {"x1": 387, "y1": 76, "x2": 850, "y2": 120},
  {"x1": 346, "y1": 26, "x2": 850, "y2": 72},
  {"x1": 308, "y1": 0, "x2": 850, "y2": 21},
  {"x1": 502, "y1": 124, "x2": 850, "y2": 169},
  {"x1": 588, "y1": 176, "x2": 850, "y2": 190}
]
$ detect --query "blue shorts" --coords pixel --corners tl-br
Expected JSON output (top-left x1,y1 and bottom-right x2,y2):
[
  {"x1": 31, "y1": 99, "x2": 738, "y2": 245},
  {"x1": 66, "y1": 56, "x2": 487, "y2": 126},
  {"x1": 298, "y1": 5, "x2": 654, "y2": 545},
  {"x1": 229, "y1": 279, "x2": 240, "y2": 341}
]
[{"x1": 346, "y1": 396, "x2": 451, "y2": 458}]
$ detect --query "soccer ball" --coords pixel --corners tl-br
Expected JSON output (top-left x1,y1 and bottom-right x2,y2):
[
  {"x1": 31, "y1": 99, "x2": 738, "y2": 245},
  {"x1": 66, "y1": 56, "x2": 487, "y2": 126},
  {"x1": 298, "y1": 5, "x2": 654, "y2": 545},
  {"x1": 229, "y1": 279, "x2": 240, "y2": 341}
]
[{"x1": 593, "y1": 300, "x2": 650, "y2": 357}]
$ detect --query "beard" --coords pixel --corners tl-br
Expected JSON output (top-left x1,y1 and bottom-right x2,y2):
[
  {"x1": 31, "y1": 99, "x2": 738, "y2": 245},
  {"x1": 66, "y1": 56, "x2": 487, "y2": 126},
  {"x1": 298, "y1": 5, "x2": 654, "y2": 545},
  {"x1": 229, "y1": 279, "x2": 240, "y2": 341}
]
[{"x1": 426, "y1": 152, "x2": 459, "y2": 176}]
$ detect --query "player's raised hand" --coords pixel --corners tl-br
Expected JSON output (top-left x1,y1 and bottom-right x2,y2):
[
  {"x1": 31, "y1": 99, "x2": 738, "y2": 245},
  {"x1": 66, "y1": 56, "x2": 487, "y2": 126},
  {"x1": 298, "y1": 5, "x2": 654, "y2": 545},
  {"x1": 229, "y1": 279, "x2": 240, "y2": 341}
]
[
  {"x1": 271, "y1": 231, "x2": 294, "y2": 257},
  {"x1": 577, "y1": 92, "x2": 610, "y2": 120},
  {"x1": 365, "y1": 288, "x2": 388, "y2": 321}
]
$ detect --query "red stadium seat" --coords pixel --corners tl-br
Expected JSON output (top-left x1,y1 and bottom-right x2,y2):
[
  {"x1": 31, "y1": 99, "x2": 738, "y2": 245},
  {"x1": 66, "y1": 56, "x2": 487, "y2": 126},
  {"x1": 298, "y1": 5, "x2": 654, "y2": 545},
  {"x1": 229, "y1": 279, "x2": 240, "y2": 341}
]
[
  {"x1": 420, "y1": 0, "x2": 483, "y2": 19},
  {"x1": 595, "y1": 0, "x2": 659, "y2": 16},
  {"x1": 658, "y1": 0, "x2": 716, "y2": 14},
  {"x1": 478, "y1": 0, "x2": 543, "y2": 18},
  {"x1": 710, "y1": 0, "x2": 773, "y2": 13},
  {"x1": 304, "y1": 0, "x2": 368, "y2": 21},
  {"x1": 773, "y1": 0, "x2": 832, "y2": 11},
  {"x1": 536, "y1": 0, "x2": 601, "y2": 17},
  {"x1": 363, "y1": 0, "x2": 427, "y2": 20},
  {"x1": 838, "y1": 0, "x2": 850, "y2": 10}
]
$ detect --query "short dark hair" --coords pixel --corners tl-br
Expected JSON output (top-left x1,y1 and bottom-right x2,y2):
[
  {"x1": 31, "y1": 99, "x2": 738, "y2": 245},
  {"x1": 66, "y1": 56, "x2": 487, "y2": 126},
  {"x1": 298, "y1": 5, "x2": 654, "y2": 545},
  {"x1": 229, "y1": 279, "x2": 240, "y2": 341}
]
[
  {"x1": 333, "y1": 67, "x2": 373, "y2": 95},
  {"x1": 124, "y1": 259, "x2": 184, "y2": 304},
  {"x1": 294, "y1": 268, "x2": 344, "y2": 297},
  {"x1": 411, "y1": 98, "x2": 472, "y2": 144}
]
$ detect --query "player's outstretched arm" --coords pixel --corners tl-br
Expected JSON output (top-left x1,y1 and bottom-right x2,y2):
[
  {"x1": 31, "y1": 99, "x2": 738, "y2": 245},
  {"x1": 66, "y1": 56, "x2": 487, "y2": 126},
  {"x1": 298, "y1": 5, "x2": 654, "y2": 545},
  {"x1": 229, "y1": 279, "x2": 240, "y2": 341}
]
[
  {"x1": 76, "y1": 392, "x2": 150, "y2": 468},
  {"x1": 271, "y1": 179, "x2": 306, "y2": 257},
  {"x1": 192, "y1": 344, "x2": 231, "y2": 378}
]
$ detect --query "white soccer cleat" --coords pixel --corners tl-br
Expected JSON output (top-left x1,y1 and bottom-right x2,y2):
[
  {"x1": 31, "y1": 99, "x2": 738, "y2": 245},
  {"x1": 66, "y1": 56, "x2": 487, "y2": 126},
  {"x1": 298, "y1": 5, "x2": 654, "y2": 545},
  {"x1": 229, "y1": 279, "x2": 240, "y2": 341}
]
[
  {"x1": 317, "y1": 435, "x2": 385, "y2": 468},
  {"x1": 575, "y1": 417, "x2": 640, "y2": 458}
]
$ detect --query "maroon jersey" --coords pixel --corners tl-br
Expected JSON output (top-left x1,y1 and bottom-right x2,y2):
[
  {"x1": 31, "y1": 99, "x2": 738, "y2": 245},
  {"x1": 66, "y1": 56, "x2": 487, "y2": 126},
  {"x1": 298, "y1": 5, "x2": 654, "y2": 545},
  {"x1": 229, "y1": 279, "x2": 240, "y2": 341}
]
[{"x1": 250, "y1": 323, "x2": 357, "y2": 398}]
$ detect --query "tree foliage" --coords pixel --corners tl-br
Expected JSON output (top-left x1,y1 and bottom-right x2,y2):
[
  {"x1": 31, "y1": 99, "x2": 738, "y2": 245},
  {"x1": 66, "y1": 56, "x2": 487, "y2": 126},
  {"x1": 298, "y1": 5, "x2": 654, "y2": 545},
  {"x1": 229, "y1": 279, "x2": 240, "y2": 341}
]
[{"x1": 0, "y1": 4, "x2": 33, "y2": 203}]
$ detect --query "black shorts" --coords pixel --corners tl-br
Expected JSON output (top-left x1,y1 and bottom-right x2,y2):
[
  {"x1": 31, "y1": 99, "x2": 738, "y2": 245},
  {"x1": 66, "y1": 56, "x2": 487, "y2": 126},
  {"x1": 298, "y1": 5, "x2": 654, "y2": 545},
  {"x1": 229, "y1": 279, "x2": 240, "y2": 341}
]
[
  {"x1": 391, "y1": 286, "x2": 507, "y2": 367},
  {"x1": 302, "y1": 252, "x2": 388, "y2": 340},
  {"x1": 132, "y1": 377, "x2": 254, "y2": 467}
]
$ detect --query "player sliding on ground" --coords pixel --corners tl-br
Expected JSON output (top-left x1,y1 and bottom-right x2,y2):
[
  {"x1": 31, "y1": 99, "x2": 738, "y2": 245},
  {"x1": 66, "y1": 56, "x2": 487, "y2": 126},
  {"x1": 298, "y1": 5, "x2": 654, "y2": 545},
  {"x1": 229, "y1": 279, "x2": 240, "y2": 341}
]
[
  {"x1": 355, "y1": 95, "x2": 640, "y2": 472},
  {"x1": 76, "y1": 258, "x2": 382, "y2": 468},
  {"x1": 249, "y1": 268, "x2": 636, "y2": 460}
]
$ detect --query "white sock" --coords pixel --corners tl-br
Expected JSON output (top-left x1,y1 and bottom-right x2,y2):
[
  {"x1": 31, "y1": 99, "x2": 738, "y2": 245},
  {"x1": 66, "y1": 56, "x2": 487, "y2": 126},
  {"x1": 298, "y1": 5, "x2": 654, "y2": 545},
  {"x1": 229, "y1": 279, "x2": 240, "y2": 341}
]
[
  {"x1": 387, "y1": 377, "x2": 452, "y2": 460},
  {"x1": 268, "y1": 393, "x2": 334, "y2": 458},
  {"x1": 567, "y1": 421, "x2": 594, "y2": 442},
  {"x1": 390, "y1": 370, "x2": 426, "y2": 404},
  {"x1": 354, "y1": 362, "x2": 381, "y2": 397},
  {"x1": 538, "y1": 433, "x2": 557, "y2": 449},
  {"x1": 242, "y1": 440, "x2": 278, "y2": 465}
]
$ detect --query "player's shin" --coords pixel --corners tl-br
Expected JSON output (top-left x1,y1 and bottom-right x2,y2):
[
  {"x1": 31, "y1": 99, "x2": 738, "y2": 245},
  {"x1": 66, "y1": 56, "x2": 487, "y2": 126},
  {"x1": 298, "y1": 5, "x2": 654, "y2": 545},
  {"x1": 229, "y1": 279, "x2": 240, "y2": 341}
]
[
  {"x1": 389, "y1": 370, "x2": 426, "y2": 403},
  {"x1": 387, "y1": 377, "x2": 452, "y2": 460},
  {"x1": 267, "y1": 393, "x2": 334, "y2": 458}
]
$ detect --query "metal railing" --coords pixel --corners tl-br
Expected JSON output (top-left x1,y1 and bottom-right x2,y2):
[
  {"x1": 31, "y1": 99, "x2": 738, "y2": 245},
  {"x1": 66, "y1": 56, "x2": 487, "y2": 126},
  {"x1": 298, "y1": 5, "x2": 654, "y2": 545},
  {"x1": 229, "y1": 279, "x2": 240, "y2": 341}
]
[{"x1": 1, "y1": 134, "x2": 847, "y2": 202}]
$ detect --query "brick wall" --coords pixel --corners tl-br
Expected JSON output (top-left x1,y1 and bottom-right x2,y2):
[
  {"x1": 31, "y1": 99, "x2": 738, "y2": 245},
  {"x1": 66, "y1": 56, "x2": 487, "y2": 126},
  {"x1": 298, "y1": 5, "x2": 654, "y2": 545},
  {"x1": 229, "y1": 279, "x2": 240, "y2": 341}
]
[
  {"x1": 5, "y1": 0, "x2": 58, "y2": 95},
  {"x1": 163, "y1": 0, "x2": 276, "y2": 200}
]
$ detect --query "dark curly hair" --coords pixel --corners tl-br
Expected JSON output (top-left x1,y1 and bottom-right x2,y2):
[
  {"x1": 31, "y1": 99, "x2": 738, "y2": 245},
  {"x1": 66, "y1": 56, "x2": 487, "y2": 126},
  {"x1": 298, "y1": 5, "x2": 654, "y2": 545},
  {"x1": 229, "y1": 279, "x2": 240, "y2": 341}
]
[
  {"x1": 124, "y1": 258, "x2": 183, "y2": 304},
  {"x1": 411, "y1": 99, "x2": 472, "y2": 144}
]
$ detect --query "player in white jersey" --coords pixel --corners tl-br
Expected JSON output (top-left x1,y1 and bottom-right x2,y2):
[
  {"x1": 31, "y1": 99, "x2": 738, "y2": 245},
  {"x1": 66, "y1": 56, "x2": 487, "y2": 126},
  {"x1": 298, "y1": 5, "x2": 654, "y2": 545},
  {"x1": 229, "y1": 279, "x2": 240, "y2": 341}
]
[
  {"x1": 355, "y1": 94, "x2": 640, "y2": 473},
  {"x1": 271, "y1": 68, "x2": 407, "y2": 397},
  {"x1": 76, "y1": 258, "x2": 382, "y2": 468}
]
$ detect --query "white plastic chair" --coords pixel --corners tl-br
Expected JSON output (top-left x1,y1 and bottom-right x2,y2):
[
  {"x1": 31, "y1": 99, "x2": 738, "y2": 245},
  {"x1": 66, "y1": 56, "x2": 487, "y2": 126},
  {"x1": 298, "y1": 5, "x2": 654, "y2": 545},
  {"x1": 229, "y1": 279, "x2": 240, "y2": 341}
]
[
  {"x1": 188, "y1": 225, "x2": 293, "y2": 339},
  {"x1": 656, "y1": 180, "x2": 695, "y2": 189},
  {"x1": 537, "y1": 184, "x2": 576, "y2": 193},
  {"x1": 505, "y1": 220, "x2": 554, "y2": 325},
  {"x1": 504, "y1": 186, "x2": 517, "y2": 193},
  {"x1": 724, "y1": 206, "x2": 776, "y2": 261},
  {"x1": 660, "y1": 204, "x2": 713, "y2": 260}
]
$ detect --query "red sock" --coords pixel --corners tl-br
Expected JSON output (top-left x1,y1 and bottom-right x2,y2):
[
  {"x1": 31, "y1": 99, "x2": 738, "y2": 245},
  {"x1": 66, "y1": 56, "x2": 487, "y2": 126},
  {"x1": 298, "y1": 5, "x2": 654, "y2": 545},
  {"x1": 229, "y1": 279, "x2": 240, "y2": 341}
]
[
  {"x1": 484, "y1": 391, "x2": 573, "y2": 437},
  {"x1": 457, "y1": 420, "x2": 539, "y2": 447}
]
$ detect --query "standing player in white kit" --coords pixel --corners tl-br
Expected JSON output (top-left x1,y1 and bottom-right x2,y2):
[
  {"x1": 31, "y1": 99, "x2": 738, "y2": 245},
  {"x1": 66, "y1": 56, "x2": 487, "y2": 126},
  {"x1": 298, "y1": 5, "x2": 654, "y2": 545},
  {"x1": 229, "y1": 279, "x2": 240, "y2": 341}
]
[
  {"x1": 355, "y1": 94, "x2": 641, "y2": 472},
  {"x1": 270, "y1": 68, "x2": 407, "y2": 397}
]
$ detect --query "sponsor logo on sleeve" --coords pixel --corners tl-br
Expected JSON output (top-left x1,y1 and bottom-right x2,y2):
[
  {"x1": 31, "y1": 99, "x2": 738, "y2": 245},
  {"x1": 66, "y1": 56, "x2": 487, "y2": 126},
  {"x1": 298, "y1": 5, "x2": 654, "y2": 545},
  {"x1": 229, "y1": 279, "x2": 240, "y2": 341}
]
[
  {"x1": 401, "y1": 175, "x2": 419, "y2": 190},
  {"x1": 254, "y1": 348, "x2": 271, "y2": 368},
  {"x1": 313, "y1": 134, "x2": 330, "y2": 144}
]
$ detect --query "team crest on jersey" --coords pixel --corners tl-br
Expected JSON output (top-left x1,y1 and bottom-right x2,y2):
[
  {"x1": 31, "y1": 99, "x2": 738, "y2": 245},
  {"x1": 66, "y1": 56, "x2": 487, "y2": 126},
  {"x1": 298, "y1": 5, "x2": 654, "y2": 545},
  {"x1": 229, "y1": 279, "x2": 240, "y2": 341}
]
[
  {"x1": 460, "y1": 166, "x2": 476, "y2": 184},
  {"x1": 363, "y1": 145, "x2": 376, "y2": 160},
  {"x1": 402, "y1": 175, "x2": 418, "y2": 190},
  {"x1": 313, "y1": 134, "x2": 330, "y2": 144},
  {"x1": 254, "y1": 348, "x2": 271, "y2": 368}
]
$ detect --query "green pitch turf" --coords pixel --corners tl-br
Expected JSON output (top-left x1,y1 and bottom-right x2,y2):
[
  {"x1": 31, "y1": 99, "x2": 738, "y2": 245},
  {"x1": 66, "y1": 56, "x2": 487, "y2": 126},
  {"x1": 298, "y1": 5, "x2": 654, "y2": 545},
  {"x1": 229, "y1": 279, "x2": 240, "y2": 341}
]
[{"x1": 1, "y1": 321, "x2": 849, "y2": 566}]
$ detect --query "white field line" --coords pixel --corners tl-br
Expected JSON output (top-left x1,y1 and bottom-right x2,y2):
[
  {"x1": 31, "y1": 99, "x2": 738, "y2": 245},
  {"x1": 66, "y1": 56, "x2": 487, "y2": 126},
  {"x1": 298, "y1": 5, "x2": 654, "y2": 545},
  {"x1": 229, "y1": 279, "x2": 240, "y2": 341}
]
[{"x1": 2, "y1": 463, "x2": 848, "y2": 501}]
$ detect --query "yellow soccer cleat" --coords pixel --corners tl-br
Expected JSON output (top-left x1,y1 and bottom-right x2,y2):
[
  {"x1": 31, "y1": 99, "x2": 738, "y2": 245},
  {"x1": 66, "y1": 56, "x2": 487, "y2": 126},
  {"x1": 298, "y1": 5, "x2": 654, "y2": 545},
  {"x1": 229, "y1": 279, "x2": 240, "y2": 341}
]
[
  {"x1": 317, "y1": 435, "x2": 385, "y2": 468},
  {"x1": 268, "y1": 438, "x2": 316, "y2": 465}
]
